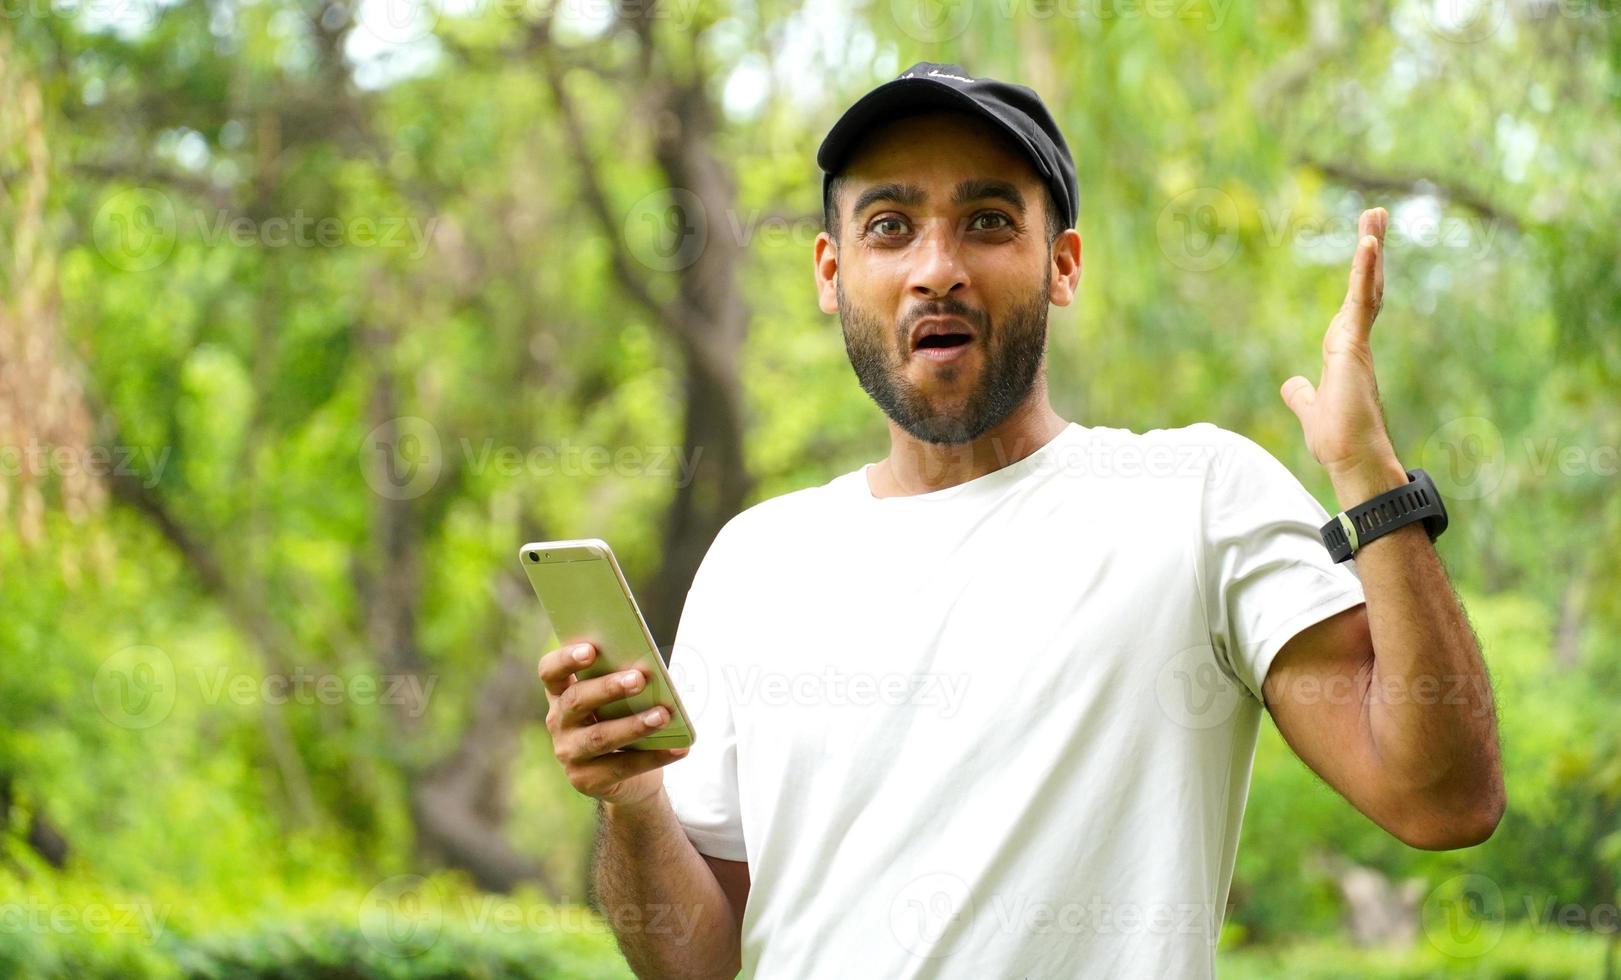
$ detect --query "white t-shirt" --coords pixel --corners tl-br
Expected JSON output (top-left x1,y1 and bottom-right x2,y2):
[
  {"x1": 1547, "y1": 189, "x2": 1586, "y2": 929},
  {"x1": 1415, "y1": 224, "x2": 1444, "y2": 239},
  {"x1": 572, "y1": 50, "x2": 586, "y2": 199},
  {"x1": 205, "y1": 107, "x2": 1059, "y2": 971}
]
[{"x1": 661, "y1": 421, "x2": 1366, "y2": 979}]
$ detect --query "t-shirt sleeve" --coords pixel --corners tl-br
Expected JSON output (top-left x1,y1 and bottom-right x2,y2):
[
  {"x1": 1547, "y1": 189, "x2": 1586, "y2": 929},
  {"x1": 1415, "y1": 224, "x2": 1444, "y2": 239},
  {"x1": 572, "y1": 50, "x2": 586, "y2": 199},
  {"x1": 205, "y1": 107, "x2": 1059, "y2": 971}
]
[
  {"x1": 660, "y1": 529, "x2": 747, "y2": 862},
  {"x1": 1197, "y1": 428, "x2": 1368, "y2": 701}
]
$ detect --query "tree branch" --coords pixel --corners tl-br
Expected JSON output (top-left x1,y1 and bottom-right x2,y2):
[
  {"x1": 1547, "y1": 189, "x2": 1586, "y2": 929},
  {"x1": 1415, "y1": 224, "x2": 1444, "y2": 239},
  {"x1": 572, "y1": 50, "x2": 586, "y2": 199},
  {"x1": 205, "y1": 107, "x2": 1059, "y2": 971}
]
[
  {"x1": 533, "y1": 21, "x2": 686, "y2": 337},
  {"x1": 1297, "y1": 155, "x2": 1524, "y2": 234},
  {"x1": 101, "y1": 452, "x2": 321, "y2": 828}
]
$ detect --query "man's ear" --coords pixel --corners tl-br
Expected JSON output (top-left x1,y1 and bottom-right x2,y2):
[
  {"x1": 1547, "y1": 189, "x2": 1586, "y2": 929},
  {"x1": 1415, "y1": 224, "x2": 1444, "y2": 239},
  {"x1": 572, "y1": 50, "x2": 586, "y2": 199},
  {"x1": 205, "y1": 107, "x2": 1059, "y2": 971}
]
[
  {"x1": 1047, "y1": 228, "x2": 1082, "y2": 307},
  {"x1": 814, "y1": 231, "x2": 840, "y2": 314}
]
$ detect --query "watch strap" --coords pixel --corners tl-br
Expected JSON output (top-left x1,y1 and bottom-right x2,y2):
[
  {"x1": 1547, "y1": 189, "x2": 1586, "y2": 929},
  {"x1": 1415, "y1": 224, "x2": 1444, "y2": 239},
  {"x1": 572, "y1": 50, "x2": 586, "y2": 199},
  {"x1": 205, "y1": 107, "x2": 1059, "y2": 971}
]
[{"x1": 1320, "y1": 468, "x2": 1448, "y2": 563}]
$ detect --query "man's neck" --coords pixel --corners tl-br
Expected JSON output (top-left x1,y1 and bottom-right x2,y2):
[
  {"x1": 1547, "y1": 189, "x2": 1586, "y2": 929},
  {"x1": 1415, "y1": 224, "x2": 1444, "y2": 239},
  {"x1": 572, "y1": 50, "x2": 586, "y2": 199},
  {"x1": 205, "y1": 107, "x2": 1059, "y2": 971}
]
[{"x1": 868, "y1": 394, "x2": 1070, "y2": 499}]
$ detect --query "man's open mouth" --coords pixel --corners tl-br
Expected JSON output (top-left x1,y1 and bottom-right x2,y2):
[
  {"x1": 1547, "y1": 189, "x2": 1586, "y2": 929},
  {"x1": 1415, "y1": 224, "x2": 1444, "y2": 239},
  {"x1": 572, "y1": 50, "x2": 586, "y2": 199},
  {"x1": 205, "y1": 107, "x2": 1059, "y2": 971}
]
[
  {"x1": 915, "y1": 332, "x2": 973, "y2": 350},
  {"x1": 908, "y1": 313, "x2": 980, "y2": 361}
]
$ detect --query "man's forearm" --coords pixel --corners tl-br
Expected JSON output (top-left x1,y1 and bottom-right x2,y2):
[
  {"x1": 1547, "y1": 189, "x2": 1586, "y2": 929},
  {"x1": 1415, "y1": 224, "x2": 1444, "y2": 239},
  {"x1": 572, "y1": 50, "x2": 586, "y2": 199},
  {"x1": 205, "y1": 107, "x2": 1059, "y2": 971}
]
[
  {"x1": 593, "y1": 790, "x2": 741, "y2": 979},
  {"x1": 1331, "y1": 459, "x2": 1506, "y2": 843}
]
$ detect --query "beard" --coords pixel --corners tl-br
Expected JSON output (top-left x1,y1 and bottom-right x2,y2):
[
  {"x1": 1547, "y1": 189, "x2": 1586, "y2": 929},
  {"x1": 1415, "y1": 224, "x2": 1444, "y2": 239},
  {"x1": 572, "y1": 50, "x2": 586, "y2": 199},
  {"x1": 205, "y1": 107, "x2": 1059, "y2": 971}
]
[{"x1": 838, "y1": 272, "x2": 1050, "y2": 446}]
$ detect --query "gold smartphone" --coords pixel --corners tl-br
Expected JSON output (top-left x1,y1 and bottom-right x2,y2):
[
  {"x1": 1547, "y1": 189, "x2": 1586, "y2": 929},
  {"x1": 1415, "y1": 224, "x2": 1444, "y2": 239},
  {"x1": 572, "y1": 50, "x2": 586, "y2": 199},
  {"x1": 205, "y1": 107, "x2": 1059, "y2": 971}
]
[{"x1": 519, "y1": 539, "x2": 696, "y2": 750}]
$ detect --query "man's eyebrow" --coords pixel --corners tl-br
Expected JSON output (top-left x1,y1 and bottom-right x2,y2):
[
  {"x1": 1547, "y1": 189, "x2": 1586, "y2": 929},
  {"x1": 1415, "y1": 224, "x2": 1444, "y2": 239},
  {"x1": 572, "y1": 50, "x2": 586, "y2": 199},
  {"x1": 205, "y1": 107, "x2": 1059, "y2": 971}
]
[
  {"x1": 846, "y1": 179, "x2": 1026, "y2": 220},
  {"x1": 850, "y1": 182, "x2": 926, "y2": 217},
  {"x1": 952, "y1": 178, "x2": 1026, "y2": 211}
]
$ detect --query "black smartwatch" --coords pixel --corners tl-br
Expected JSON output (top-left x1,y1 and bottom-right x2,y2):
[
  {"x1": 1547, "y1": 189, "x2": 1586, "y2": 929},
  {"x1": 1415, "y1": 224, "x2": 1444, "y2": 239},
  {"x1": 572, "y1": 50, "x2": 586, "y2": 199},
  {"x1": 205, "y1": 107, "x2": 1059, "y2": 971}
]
[{"x1": 1319, "y1": 468, "x2": 1448, "y2": 563}]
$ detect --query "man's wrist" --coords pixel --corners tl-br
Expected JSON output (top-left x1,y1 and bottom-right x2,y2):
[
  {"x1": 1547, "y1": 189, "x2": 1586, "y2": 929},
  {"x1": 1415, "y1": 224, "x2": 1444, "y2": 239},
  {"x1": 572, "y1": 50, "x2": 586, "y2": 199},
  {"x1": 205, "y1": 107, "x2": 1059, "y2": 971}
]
[
  {"x1": 1328, "y1": 457, "x2": 1412, "y2": 511},
  {"x1": 601, "y1": 790, "x2": 669, "y2": 824}
]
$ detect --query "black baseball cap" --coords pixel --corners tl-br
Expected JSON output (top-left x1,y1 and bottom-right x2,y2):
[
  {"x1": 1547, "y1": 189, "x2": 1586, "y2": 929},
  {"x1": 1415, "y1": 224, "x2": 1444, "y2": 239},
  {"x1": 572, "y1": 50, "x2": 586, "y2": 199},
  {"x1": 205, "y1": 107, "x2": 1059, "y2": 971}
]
[{"x1": 817, "y1": 62, "x2": 1078, "y2": 231}]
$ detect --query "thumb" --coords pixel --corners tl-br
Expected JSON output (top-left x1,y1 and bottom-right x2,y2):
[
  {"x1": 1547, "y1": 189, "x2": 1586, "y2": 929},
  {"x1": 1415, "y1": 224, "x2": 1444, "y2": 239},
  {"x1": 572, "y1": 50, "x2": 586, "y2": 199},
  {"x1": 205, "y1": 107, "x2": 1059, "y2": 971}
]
[{"x1": 1280, "y1": 375, "x2": 1316, "y2": 421}]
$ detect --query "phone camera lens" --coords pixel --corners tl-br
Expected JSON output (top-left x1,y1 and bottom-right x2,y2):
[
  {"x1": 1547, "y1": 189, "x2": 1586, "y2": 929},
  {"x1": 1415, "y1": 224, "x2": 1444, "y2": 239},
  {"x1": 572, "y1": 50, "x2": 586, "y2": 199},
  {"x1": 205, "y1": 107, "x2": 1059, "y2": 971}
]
[{"x1": 527, "y1": 552, "x2": 540, "y2": 563}]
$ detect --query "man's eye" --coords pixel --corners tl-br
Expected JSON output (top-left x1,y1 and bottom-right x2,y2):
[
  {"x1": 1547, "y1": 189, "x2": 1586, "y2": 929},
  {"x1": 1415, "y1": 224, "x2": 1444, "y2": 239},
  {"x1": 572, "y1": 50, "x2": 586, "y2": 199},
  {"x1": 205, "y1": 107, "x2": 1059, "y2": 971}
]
[
  {"x1": 971, "y1": 212, "x2": 1012, "y2": 231},
  {"x1": 870, "y1": 216, "x2": 909, "y2": 237}
]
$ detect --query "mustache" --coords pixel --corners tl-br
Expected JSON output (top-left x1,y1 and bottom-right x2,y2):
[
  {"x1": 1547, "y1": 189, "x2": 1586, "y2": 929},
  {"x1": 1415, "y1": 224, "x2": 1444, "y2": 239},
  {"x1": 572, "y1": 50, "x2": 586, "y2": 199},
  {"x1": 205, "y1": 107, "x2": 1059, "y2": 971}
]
[{"x1": 896, "y1": 298, "x2": 990, "y2": 343}]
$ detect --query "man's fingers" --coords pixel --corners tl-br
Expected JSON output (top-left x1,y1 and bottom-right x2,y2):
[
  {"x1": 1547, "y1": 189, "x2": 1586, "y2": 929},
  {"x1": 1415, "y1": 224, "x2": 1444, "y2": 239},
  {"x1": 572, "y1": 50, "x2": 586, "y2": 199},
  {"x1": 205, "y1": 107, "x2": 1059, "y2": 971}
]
[
  {"x1": 1373, "y1": 219, "x2": 1385, "y2": 301},
  {"x1": 567, "y1": 746, "x2": 688, "y2": 796},
  {"x1": 1281, "y1": 375, "x2": 1316, "y2": 419},
  {"x1": 561, "y1": 705, "x2": 676, "y2": 764},
  {"x1": 1341, "y1": 234, "x2": 1381, "y2": 340},
  {"x1": 1358, "y1": 207, "x2": 1387, "y2": 242},
  {"x1": 1345, "y1": 208, "x2": 1387, "y2": 337},
  {"x1": 559, "y1": 668, "x2": 648, "y2": 728},
  {"x1": 539, "y1": 642, "x2": 594, "y2": 699}
]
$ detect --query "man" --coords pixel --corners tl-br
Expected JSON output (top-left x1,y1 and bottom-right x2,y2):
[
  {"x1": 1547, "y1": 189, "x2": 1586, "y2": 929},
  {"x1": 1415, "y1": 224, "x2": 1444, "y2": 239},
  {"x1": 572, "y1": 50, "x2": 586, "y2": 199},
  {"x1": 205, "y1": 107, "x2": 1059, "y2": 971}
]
[{"x1": 539, "y1": 63, "x2": 1505, "y2": 978}]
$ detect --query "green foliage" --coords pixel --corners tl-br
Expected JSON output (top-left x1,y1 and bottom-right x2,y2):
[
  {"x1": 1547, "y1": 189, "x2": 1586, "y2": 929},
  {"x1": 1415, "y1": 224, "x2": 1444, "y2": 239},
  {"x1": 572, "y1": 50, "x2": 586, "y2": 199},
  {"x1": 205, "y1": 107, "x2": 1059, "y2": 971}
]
[
  {"x1": 2, "y1": 0, "x2": 1619, "y2": 973},
  {"x1": 1221, "y1": 925, "x2": 1613, "y2": 979},
  {"x1": 0, "y1": 874, "x2": 634, "y2": 979}
]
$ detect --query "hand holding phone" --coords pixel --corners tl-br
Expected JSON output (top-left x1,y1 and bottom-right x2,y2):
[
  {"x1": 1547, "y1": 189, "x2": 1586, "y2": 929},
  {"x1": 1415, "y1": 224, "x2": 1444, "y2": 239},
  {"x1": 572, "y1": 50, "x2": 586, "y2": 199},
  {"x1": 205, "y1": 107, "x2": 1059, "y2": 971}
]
[
  {"x1": 538, "y1": 640, "x2": 689, "y2": 809},
  {"x1": 523, "y1": 539, "x2": 697, "y2": 808}
]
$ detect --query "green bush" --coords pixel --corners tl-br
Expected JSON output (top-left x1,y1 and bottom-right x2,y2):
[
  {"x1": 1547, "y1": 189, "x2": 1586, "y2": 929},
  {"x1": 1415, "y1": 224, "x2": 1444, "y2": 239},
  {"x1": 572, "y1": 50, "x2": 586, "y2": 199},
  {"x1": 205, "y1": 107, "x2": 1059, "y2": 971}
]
[
  {"x1": 0, "y1": 919, "x2": 634, "y2": 980},
  {"x1": 0, "y1": 873, "x2": 635, "y2": 980},
  {"x1": 169, "y1": 918, "x2": 633, "y2": 980},
  {"x1": 1220, "y1": 925, "x2": 1614, "y2": 979}
]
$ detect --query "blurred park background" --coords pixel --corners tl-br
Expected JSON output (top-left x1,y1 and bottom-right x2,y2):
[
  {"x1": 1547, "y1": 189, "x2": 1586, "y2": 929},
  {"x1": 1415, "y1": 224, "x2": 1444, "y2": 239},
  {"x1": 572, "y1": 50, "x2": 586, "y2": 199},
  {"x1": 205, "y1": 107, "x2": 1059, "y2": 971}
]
[{"x1": 2, "y1": 0, "x2": 1620, "y2": 975}]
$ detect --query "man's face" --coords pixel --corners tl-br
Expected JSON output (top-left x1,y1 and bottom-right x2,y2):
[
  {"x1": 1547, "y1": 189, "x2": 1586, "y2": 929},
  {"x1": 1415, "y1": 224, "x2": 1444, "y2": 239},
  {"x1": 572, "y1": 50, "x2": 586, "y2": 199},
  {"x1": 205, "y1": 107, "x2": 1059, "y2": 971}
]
[{"x1": 817, "y1": 111, "x2": 1062, "y2": 446}]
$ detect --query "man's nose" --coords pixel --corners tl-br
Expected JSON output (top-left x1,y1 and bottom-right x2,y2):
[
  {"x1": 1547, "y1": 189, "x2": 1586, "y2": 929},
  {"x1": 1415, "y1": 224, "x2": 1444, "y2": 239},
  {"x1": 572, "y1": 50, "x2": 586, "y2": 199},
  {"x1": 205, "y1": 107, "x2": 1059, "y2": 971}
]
[{"x1": 906, "y1": 222, "x2": 969, "y2": 299}]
